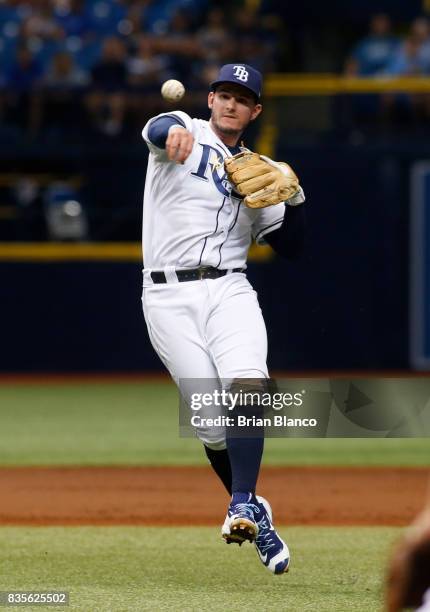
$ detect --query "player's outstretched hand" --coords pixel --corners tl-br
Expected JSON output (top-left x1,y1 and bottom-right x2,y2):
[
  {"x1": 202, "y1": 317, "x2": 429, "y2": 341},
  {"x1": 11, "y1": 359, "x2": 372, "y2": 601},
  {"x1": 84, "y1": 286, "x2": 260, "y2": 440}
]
[{"x1": 166, "y1": 127, "x2": 194, "y2": 164}]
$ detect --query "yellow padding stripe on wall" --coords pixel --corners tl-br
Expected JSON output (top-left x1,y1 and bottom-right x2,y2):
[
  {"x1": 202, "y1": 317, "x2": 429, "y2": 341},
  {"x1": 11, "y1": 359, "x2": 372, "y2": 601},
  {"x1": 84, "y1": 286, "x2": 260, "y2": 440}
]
[
  {"x1": 0, "y1": 242, "x2": 273, "y2": 262},
  {"x1": 266, "y1": 74, "x2": 430, "y2": 95}
]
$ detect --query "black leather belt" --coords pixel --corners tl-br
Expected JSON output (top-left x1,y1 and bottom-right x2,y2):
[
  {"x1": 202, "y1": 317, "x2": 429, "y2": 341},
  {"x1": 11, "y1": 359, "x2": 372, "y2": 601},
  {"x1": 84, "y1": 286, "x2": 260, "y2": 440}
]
[{"x1": 151, "y1": 267, "x2": 244, "y2": 283}]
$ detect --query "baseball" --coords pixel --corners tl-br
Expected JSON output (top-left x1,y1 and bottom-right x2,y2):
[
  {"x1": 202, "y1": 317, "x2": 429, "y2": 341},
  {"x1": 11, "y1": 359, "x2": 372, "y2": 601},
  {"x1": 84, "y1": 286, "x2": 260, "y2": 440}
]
[{"x1": 161, "y1": 79, "x2": 185, "y2": 103}]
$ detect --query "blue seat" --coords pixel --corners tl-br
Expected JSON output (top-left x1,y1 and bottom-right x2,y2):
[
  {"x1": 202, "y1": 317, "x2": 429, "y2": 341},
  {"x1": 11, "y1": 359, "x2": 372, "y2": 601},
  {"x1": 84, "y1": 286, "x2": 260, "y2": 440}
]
[
  {"x1": 88, "y1": 0, "x2": 126, "y2": 36},
  {"x1": 0, "y1": 6, "x2": 20, "y2": 27}
]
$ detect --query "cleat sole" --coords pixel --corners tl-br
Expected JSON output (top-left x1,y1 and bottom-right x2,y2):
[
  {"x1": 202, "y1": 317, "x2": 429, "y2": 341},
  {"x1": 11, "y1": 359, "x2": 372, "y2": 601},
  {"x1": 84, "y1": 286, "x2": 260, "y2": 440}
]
[
  {"x1": 229, "y1": 517, "x2": 258, "y2": 543},
  {"x1": 223, "y1": 533, "x2": 245, "y2": 545}
]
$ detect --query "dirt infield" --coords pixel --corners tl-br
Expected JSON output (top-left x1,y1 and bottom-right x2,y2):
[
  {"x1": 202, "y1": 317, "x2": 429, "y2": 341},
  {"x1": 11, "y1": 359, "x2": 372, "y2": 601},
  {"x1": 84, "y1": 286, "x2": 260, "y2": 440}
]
[{"x1": 0, "y1": 466, "x2": 428, "y2": 526}]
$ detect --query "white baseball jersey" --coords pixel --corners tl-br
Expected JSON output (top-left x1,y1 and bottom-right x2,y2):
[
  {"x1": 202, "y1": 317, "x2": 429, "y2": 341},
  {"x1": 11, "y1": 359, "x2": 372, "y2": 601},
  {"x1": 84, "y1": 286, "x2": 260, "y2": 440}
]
[
  {"x1": 140, "y1": 110, "x2": 285, "y2": 449},
  {"x1": 141, "y1": 110, "x2": 285, "y2": 285}
]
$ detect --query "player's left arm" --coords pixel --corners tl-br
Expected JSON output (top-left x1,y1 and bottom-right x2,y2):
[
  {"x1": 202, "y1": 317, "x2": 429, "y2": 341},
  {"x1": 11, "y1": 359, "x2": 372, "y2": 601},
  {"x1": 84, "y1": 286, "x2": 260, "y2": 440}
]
[
  {"x1": 250, "y1": 180, "x2": 306, "y2": 260},
  {"x1": 264, "y1": 203, "x2": 305, "y2": 260},
  {"x1": 226, "y1": 150, "x2": 306, "y2": 258}
]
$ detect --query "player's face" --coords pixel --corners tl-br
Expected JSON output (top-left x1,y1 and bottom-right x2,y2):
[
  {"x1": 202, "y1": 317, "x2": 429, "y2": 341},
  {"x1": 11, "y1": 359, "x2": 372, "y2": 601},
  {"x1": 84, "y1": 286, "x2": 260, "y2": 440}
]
[{"x1": 208, "y1": 84, "x2": 262, "y2": 144}]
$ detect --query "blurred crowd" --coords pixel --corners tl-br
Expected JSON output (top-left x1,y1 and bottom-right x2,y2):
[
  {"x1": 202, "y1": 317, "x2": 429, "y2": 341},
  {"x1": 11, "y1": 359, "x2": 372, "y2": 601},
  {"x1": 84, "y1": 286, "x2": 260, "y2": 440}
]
[
  {"x1": 345, "y1": 13, "x2": 430, "y2": 124},
  {"x1": 345, "y1": 14, "x2": 430, "y2": 78},
  {"x1": 0, "y1": 0, "x2": 283, "y2": 139},
  {"x1": 1, "y1": 2, "x2": 430, "y2": 140}
]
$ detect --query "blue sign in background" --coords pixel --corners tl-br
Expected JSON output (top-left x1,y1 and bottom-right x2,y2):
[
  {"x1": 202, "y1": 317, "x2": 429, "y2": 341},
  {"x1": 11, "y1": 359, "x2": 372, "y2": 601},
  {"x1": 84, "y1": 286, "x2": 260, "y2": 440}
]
[
  {"x1": 410, "y1": 163, "x2": 430, "y2": 369},
  {"x1": 424, "y1": 173, "x2": 430, "y2": 362}
]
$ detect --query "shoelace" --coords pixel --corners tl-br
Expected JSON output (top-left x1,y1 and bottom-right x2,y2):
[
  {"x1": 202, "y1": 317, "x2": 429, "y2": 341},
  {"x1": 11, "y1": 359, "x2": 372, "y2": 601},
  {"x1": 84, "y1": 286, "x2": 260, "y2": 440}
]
[
  {"x1": 256, "y1": 516, "x2": 277, "y2": 553},
  {"x1": 231, "y1": 502, "x2": 260, "y2": 519}
]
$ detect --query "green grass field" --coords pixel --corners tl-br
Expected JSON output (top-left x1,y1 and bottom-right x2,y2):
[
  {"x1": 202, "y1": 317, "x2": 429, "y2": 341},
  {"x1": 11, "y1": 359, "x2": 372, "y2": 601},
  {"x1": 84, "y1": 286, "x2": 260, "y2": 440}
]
[
  {"x1": 0, "y1": 380, "x2": 426, "y2": 611},
  {"x1": 0, "y1": 381, "x2": 427, "y2": 465},
  {"x1": 0, "y1": 526, "x2": 400, "y2": 612}
]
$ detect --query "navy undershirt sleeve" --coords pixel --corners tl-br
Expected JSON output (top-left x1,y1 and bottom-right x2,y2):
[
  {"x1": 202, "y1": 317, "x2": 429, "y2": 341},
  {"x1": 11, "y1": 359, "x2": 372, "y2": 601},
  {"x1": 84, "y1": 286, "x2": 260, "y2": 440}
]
[
  {"x1": 147, "y1": 114, "x2": 186, "y2": 148},
  {"x1": 264, "y1": 204, "x2": 305, "y2": 260}
]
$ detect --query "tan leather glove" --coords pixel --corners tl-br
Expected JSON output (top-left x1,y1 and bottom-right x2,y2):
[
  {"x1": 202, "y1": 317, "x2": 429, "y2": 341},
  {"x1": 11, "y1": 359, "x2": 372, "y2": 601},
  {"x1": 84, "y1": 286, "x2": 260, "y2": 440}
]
[{"x1": 224, "y1": 151, "x2": 303, "y2": 209}]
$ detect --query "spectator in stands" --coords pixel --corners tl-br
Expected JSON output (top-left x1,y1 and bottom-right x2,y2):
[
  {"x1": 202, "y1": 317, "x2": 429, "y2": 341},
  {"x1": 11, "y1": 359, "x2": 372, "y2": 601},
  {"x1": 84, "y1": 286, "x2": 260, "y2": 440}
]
[
  {"x1": 133, "y1": 0, "x2": 208, "y2": 36},
  {"x1": 85, "y1": 35, "x2": 128, "y2": 136},
  {"x1": 5, "y1": 42, "x2": 43, "y2": 90},
  {"x1": 385, "y1": 36, "x2": 430, "y2": 76},
  {"x1": 118, "y1": 1, "x2": 142, "y2": 40},
  {"x1": 121, "y1": 0, "x2": 151, "y2": 36},
  {"x1": 44, "y1": 50, "x2": 89, "y2": 87},
  {"x1": 53, "y1": 0, "x2": 92, "y2": 38},
  {"x1": 91, "y1": 35, "x2": 127, "y2": 90},
  {"x1": 410, "y1": 17, "x2": 430, "y2": 70},
  {"x1": 42, "y1": 50, "x2": 89, "y2": 140},
  {"x1": 127, "y1": 35, "x2": 168, "y2": 88},
  {"x1": 258, "y1": 12, "x2": 286, "y2": 72},
  {"x1": 382, "y1": 17, "x2": 430, "y2": 77},
  {"x1": 196, "y1": 7, "x2": 235, "y2": 65},
  {"x1": 86, "y1": 0, "x2": 127, "y2": 37},
  {"x1": 18, "y1": 5, "x2": 65, "y2": 84},
  {"x1": 152, "y1": 9, "x2": 202, "y2": 83},
  {"x1": 382, "y1": 24, "x2": 430, "y2": 124},
  {"x1": 4, "y1": 43, "x2": 43, "y2": 134},
  {"x1": 345, "y1": 13, "x2": 399, "y2": 76},
  {"x1": 21, "y1": 1, "x2": 64, "y2": 44},
  {"x1": 232, "y1": 7, "x2": 269, "y2": 72},
  {"x1": 342, "y1": 13, "x2": 399, "y2": 130}
]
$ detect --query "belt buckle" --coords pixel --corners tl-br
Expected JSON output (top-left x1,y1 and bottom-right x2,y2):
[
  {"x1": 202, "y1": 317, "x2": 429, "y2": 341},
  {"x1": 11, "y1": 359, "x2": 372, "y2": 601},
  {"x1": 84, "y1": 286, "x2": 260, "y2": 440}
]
[{"x1": 198, "y1": 266, "x2": 210, "y2": 280}]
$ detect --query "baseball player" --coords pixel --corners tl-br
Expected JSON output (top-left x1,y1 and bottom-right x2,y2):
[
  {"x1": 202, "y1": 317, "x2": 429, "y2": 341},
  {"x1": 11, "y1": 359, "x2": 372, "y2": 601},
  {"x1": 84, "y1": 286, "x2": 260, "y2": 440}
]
[{"x1": 141, "y1": 64, "x2": 306, "y2": 574}]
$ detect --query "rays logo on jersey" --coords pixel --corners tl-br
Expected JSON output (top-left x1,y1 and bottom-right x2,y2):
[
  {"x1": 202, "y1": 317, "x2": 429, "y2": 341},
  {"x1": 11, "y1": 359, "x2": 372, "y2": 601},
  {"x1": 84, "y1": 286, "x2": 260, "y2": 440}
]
[{"x1": 191, "y1": 143, "x2": 231, "y2": 197}]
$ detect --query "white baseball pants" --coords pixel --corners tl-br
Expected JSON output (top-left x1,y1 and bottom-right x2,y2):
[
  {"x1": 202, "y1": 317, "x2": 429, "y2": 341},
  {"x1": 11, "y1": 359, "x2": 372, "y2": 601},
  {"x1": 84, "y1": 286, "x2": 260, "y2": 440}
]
[{"x1": 141, "y1": 272, "x2": 268, "y2": 449}]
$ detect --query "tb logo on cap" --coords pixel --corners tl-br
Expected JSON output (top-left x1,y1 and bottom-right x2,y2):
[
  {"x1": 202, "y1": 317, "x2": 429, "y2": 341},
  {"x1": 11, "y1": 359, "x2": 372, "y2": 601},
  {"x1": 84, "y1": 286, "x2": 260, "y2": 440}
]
[{"x1": 233, "y1": 65, "x2": 249, "y2": 82}]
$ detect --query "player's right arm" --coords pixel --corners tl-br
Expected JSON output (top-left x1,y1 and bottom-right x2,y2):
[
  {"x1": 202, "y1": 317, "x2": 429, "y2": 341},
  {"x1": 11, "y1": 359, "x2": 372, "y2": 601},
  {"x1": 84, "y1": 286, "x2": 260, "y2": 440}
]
[{"x1": 146, "y1": 114, "x2": 194, "y2": 163}]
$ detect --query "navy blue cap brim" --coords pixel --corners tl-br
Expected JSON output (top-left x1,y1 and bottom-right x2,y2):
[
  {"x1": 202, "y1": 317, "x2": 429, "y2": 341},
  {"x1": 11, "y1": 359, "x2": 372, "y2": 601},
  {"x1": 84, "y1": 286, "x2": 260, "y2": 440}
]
[{"x1": 210, "y1": 79, "x2": 260, "y2": 99}]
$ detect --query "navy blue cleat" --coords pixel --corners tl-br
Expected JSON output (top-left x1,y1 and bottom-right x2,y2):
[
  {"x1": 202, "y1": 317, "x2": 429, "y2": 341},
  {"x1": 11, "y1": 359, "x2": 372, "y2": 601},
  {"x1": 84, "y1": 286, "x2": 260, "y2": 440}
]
[
  {"x1": 222, "y1": 494, "x2": 260, "y2": 545},
  {"x1": 254, "y1": 495, "x2": 290, "y2": 574}
]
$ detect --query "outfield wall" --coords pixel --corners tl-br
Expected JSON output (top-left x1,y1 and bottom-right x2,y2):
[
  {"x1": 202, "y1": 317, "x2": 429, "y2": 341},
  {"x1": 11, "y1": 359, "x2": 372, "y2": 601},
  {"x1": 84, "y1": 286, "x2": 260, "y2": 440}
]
[
  {"x1": 0, "y1": 255, "x2": 404, "y2": 372},
  {"x1": 0, "y1": 142, "x2": 423, "y2": 372}
]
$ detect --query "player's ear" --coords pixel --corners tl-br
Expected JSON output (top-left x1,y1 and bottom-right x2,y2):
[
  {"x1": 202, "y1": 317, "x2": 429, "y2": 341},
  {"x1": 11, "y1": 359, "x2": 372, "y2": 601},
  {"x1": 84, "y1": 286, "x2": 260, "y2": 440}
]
[
  {"x1": 208, "y1": 91, "x2": 214, "y2": 109},
  {"x1": 251, "y1": 103, "x2": 262, "y2": 121}
]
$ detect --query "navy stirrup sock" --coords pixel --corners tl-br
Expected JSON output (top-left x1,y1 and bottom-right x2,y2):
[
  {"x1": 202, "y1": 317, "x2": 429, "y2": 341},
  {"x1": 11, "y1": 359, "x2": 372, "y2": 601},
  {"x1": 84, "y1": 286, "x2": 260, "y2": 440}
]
[
  {"x1": 226, "y1": 401, "x2": 264, "y2": 494},
  {"x1": 204, "y1": 446, "x2": 232, "y2": 494},
  {"x1": 226, "y1": 435, "x2": 264, "y2": 494}
]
